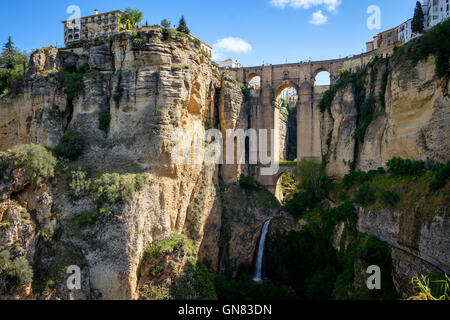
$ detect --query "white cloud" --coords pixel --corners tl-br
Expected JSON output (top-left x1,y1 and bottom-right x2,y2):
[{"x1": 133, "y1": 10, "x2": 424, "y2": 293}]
[
  {"x1": 214, "y1": 37, "x2": 252, "y2": 54},
  {"x1": 309, "y1": 10, "x2": 328, "y2": 25},
  {"x1": 270, "y1": 0, "x2": 342, "y2": 12},
  {"x1": 213, "y1": 37, "x2": 252, "y2": 61}
]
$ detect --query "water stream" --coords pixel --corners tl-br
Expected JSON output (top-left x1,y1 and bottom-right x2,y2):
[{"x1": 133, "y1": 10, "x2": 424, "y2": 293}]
[{"x1": 253, "y1": 220, "x2": 271, "y2": 282}]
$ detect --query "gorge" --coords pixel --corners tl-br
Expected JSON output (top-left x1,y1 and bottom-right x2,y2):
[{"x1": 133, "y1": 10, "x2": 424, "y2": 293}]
[{"x1": 0, "y1": 20, "x2": 449, "y2": 300}]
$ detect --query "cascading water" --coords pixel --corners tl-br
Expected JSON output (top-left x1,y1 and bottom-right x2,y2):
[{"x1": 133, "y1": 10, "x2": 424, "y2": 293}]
[{"x1": 253, "y1": 220, "x2": 271, "y2": 282}]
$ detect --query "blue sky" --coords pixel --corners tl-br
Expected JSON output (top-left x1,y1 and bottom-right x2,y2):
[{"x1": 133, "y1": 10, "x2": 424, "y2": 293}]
[{"x1": 1, "y1": 0, "x2": 418, "y2": 68}]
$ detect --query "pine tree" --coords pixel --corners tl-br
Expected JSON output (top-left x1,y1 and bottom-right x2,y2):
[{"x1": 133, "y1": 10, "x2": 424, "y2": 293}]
[
  {"x1": 2, "y1": 36, "x2": 15, "y2": 70},
  {"x1": 177, "y1": 16, "x2": 190, "y2": 34},
  {"x1": 412, "y1": 1, "x2": 425, "y2": 34}
]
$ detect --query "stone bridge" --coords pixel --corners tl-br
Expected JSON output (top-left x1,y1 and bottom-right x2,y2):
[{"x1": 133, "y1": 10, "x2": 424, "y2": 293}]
[{"x1": 225, "y1": 52, "x2": 376, "y2": 194}]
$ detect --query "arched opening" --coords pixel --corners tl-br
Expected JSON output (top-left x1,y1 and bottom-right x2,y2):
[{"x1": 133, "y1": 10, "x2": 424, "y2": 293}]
[
  {"x1": 248, "y1": 74, "x2": 261, "y2": 90},
  {"x1": 275, "y1": 172, "x2": 297, "y2": 203},
  {"x1": 314, "y1": 69, "x2": 331, "y2": 95},
  {"x1": 275, "y1": 85, "x2": 298, "y2": 161}
]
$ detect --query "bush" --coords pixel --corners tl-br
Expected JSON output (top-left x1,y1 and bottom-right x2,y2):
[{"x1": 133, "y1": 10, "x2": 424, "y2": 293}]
[
  {"x1": 8, "y1": 144, "x2": 57, "y2": 189},
  {"x1": 172, "y1": 260, "x2": 217, "y2": 300},
  {"x1": 355, "y1": 98, "x2": 375, "y2": 144},
  {"x1": 387, "y1": 158, "x2": 426, "y2": 176},
  {"x1": 161, "y1": 28, "x2": 175, "y2": 41},
  {"x1": 429, "y1": 162, "x2": 450, "y2": 190},
  {"x1": 0, "y1": 250, "x2": 33, "y2": 285},
  {"x1": 98, "y1": 110, "x2": 111, "y2": 133},
  {"x1": 68, "y1": 167, "x2": 91, "y2": 198},
  {"x1": 414, "y1": 18, "x2": 450, "y2": 76},
  {"x1": 305, "y1": 266, "x2": 337, "y2": 300},
  {"x1": 144, "y1": 233, "x2": 195, "y2": 261},
  {"x1": 54, "y1": 128, "x2": 84, "y2": 161},
  {"x1": 379, "y1": 190, "x2": 400, "y2": 206},
  {"x1": 353, "y1": 185, "x2": 376, "y2": 207},
  {"x1": 93, "y1": 173, "x2": 147, "y2": 205},
  {"x1": 239, "y1": 175, "x2": 261, "y2": 191},
  {"x1": 284, "y1": 190, "x2": 317, "y2": 218},
  {"x1": 342, "y1": 168, "x2": 386, "y2": 189},
  {"x1": 64, "y1": 71, "x2": 84, "y2": 101},
  {"x1": 294, "y1": 159, "x2": 328, "y2": 199},
  {"x1": 131, "y1": 37, "x2": 145, "y2": 50}
]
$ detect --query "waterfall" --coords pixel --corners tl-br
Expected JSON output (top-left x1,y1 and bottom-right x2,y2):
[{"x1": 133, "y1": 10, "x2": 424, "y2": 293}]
[{"x1": 253, "y1": 220, "x2": 271, "y2": 282}]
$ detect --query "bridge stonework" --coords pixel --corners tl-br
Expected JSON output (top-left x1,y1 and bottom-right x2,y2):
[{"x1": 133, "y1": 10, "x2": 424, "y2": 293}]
[{"x1": 225, "y1": 52, "x2": 377, "y2": 193}]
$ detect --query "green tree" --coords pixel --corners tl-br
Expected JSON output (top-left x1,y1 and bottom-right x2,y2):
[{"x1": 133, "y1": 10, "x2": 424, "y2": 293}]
[
  {"x1": 161, "y1": 19, "x2": 171, "y2": 29},
  {"x1": 119, "y1": 8, "x2": 144, "y2": 31},
  {"x1": 294, "y1": 159, "x2": 328, "y2": 199},
  {"x1": 0, "y1": 37, "x2": 28, "y2": 96},
  {"x1": 2, "y1": 37, "x2": 15, "y2": 70},
  {"x1": 412, "y1": 1, "x2": 425, "y2": 34},
  {"x1": 7, "y1": 144, "x2": 57, "y2": 189},
  {"x1": 177, "y1": 16, "x2": 190, "y2": 34}
]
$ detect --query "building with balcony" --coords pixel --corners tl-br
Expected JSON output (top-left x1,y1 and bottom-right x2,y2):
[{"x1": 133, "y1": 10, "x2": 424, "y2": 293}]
[
  {"x1": 423, "y1": 0, "x2": 450, "y2": 29},
  {"x1": 366, "y1": 1, "x2": 449, "y2": 54},
  {"x1": 61, "y1": 9, "x2": 213, "y2": 57},
  {"x1": 365, "y1": 26, "x2": 401, "y2": 56},
  {"x1": 62, "y1": 10, "x2": 123, "y2": 46}
]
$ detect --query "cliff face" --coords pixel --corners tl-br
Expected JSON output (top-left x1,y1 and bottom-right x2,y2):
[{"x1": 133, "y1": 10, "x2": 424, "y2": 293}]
[
  {"x1": 0, "y1": 31, "x2": 224, "y2": 300},
  {"x1": 323, "y1": 55, "x2": 449, "y2": 178},
  {"x1": 0, "y1": 28, "x2": 448, "y2": 300},
  {"x1": 322, "y1": 49, "x2": 449, "y2": 297}
]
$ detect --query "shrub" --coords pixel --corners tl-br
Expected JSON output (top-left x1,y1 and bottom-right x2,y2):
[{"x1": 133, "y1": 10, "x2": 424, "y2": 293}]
[
  {"x1": 342, "y1": 168, "x2": 386, "y2": 189},
  {"x1": 54, "y1": 128, "x2": 84, "y2": 161},
  {"x1": 98, "y1": 110, "x2": 111, "y2": 133},
  {"x1": 8, "y1": 144, "x2": 57, "y2": 189},
  {"x1": 322, "y1": 202, "x2": 358, "y2": 232},
  {"x1": 414, "y1": 18, "x2": 450, "y2": 77},
  {"x1": 150, "y1": 265, "x2": 165, "y2": 277},
  {"x1": 144, "y1": 233, "x2": 195, "y2": 261},
  {"x1": 353, "y1": 184, "x2": 376, "y2": 207},
  {"x1": 239, "y1": 175, "x2": 261, "y2": 191},
  {"x1": 387, "y1": 158, "x2": 425, "y2": 176},
  {"x1": 161, "y1": 28, "x2": 175, "y2": 41},
  {"x1": 429, "y1": 162, "x2": 450, "y2": 190},
  {"x1": 172, "y1": 260, "x2": 217, "y2": 300},
  {"x1": 131, "y1": 37, "x2": 145, "y2": 50},
  {"x1": 68, "y1": 167, "x2": 91, "y2": 198},
  {"x1": 355, "y1": 98, "x2": 375, "y2": 144},
  {"x1": 72, "y1": 209, "x2": 99, "y2": 229},
  {"x1": 93, "y1": 173, "x2": 147, "y2": 205},
  {"x1": 0, "y1": 250, "x2": 33, "y2": 285},
  {"x1": 64, "y1": 71, "x2": 84, "y2": 101},
  {"x1": 379, "y1": 190, "x2": 400, "y2": 206},
  {"x1": 284, "y1": 190, "x2": 317, "y2": 218},
  {"x1": 294, "y1": 159, "x2": 328, "y2": 199},
  {"x1": 305, "y1": 266, "x2": 338, "y2": 300}
]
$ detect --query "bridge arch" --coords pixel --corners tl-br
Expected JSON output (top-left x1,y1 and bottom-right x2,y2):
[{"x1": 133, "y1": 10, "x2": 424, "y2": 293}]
[
  {"x1": 247, "y1": 73, "x2": 261, "y2": 90},
  {"x1": 274, "y1": 169, "x2": 296, "y2": 202}
]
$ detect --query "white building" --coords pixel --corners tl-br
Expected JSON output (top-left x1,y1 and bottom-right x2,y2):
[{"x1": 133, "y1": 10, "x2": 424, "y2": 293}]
[
  {"x1": 218, "y1": 59, "x2": 243, "y2": 69},
  {"x1": 398, "y1": 19, "x2": 414, "y2": 43},
  {"x1": 423, "y1": 0, "x2": 450, "y2": 29}
]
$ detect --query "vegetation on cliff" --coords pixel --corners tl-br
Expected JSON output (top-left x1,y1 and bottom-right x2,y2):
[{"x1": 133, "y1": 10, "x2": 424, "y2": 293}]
[
  {"x1": 1, "y1": 144, "x2": 57, "y2": 189},
  {"x1": 0, "y1": 37, "x2": 28, "y2": 97}
]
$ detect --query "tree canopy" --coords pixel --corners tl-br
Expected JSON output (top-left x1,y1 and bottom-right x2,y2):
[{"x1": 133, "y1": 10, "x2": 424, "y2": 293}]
[
  {"x1": 0, "y1": 37, "x2": 28, "y2": 96},
  {"x1": 119, "y1": 8, "x2": 144, "y2": 31},
  {"x1": 177, "y1": 16, "x2": 190, "y2": 34},
  {"x1": 412, "y1": 1, "x2": 425, "y2": 34},
  {"x1": 161, "y1": 19, "x2": 171, "y2": 29}
]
